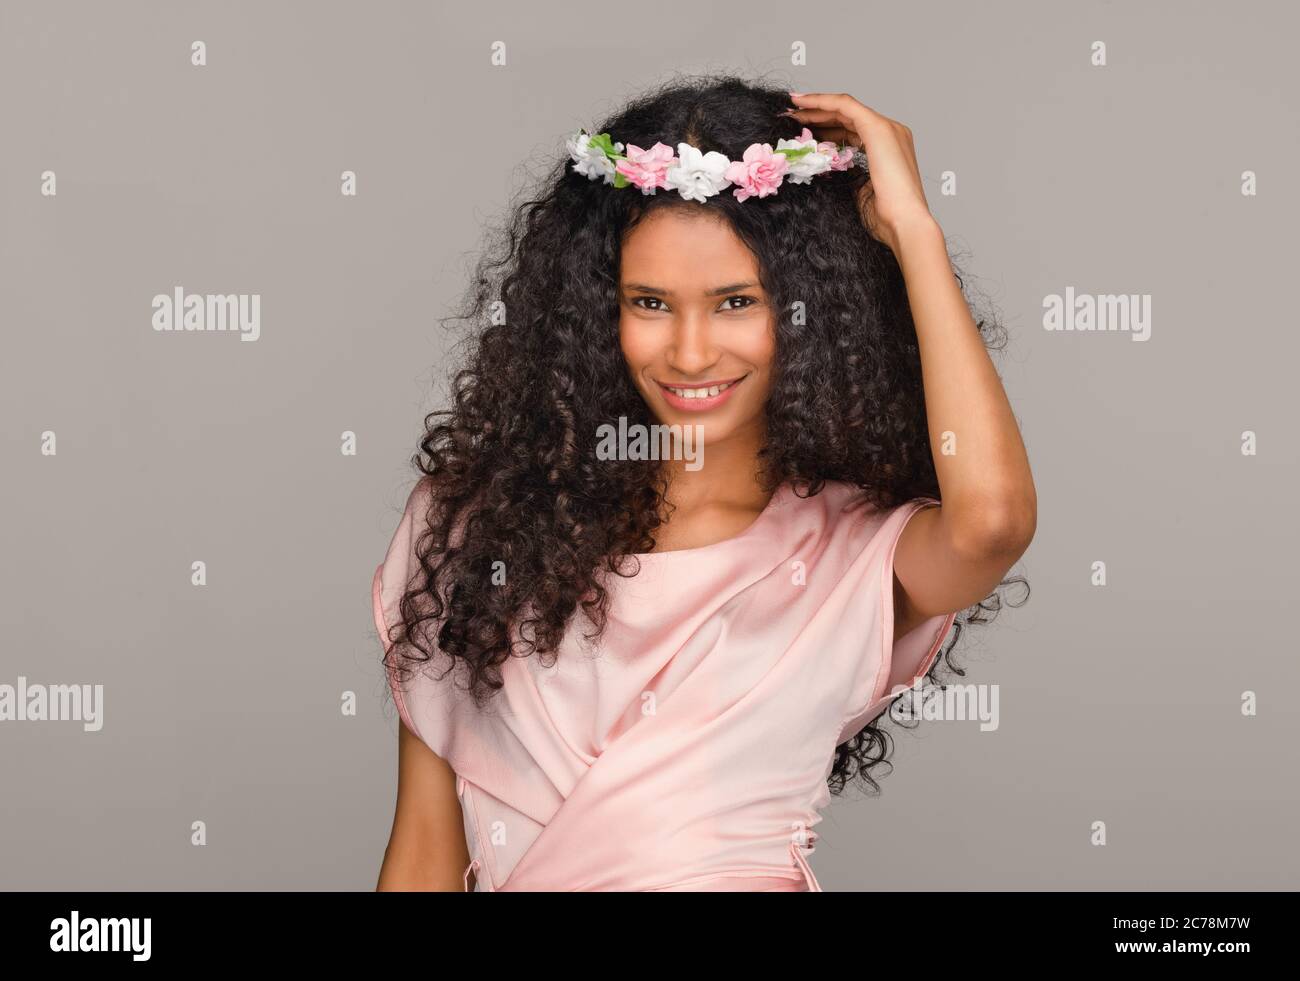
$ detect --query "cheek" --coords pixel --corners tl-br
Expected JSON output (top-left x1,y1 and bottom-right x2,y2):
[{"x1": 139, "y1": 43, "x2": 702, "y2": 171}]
[
  {"x1": 741, "y1": 317, "x2": 778, "y2": 376},
  {"x1": 739, "y1": 321, "x2": 777, "y2": 404},
  {"x1": 617, "y1": 319, "x2": 640, "y2": 367},
  {"x1": 618, "y1": 319, "x2": 662, "y2": 373}
]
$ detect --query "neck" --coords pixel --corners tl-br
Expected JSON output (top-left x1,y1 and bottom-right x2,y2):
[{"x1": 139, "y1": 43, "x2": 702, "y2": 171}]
[{"x1": 658, "y1": 421, "x2": 771, "y2": 512}]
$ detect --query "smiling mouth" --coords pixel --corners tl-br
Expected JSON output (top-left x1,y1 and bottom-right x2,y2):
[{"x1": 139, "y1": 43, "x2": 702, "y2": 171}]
[{"x1": 655, "y1": 374, "x2": 748, "y2": 399}]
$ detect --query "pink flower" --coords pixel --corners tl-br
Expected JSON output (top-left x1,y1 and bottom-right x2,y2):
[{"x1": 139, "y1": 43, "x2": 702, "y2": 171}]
[
  {"x1": 818, "y1": 141, "x2": 857, "y2": 171},
  {"x1": 723, "y1": 143, "x2": 789, "y2": 201},
  {"x1": 615, "y1": 142, "x2": 677, "y2": 193}
]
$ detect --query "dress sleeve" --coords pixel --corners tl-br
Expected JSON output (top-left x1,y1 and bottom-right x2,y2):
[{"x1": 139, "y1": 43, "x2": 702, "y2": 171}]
[
  {"x1": 836, "y1": 497, "x2": 959, "y2": 745},
  {"x1": 372, "y1": 478, "x2": 462, "y2": 758}
]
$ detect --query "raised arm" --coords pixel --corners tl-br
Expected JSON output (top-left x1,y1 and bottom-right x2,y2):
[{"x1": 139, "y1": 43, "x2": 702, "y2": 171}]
[
  {"x1": 888, "y1": 214, "x2": 1035, "y2": 638},
  {"x1": 787, "y1": 93, "x2": 1037, "y2": 640}
]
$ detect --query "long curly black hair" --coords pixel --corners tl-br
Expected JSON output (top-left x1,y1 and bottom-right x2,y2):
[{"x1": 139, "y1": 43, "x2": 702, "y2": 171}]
[{"x1": 385, "y1": 71, "x2": 1029, "y2": 796}]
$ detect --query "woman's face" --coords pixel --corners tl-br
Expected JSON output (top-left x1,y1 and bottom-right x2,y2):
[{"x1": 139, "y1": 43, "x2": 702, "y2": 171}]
[{"x1": 618, "y1": 208, "x2": 776, "y2": 449}]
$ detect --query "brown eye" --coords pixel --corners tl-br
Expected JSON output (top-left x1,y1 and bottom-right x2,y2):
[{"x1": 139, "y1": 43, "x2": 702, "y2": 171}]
[
  {"x1": 632, "y1": 297, "x2": 666, "y2": 311},
  {"x1": 722, "y1": 296, "x2": 757, "y2": 311}
]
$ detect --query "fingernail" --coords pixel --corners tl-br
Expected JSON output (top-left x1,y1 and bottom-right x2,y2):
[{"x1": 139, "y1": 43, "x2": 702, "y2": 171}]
[{"x1": 788, "y1": 91, "x2": 804, "y2": 97}]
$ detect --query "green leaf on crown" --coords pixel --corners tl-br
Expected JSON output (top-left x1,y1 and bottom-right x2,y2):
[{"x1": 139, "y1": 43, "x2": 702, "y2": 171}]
[{"x1": 590, "y1": 133, "x2": 624, "y2": 159}]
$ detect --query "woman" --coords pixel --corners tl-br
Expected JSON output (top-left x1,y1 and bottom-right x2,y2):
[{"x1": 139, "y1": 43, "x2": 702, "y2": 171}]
[{"x1": 374, "y1": 75, "x2": 1034, "y2": 891}]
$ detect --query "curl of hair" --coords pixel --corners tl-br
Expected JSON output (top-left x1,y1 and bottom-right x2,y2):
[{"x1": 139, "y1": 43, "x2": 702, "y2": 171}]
[{"x1": 384, "y1": 70, "x2": 1030, "y2": 797}]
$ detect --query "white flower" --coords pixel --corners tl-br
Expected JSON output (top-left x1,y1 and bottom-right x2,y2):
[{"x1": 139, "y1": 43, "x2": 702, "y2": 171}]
[
  {"x1": 567, "y1": 129, "x2": 622, "y2": 184},
  {"x1": 664, "y1": 142, "x2": 733, "y2": 202},
  {"x1": 776, "y1": 130, "x2": 833, "y2": 185}
]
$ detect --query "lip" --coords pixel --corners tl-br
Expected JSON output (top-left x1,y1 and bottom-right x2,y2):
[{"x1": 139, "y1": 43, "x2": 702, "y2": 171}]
[{"x1": 655, "y1": 373, "x2": 749, "y2": 412}]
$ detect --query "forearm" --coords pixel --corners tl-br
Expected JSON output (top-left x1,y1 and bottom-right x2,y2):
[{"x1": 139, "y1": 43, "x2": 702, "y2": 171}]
[
  {"x1": 893, "y1": 216, "x2": 1036, "y2": 549},
  {"x1": 380, "y1": 724, "x2": 473, "y2": 892},
  {"x1": 377, "y1": 839, "x2": 470, "y2": 891}
]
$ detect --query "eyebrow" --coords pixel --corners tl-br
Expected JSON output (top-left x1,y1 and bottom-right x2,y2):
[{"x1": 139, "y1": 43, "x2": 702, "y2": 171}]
[{"x1": 622, "y1": 281, "x2": 760, "y2": 297}]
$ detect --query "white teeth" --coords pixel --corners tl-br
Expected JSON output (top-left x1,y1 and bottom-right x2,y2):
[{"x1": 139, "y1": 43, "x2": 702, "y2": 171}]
[{"x1": 667, "y1": 379, "x2": 737, "y2": 399}]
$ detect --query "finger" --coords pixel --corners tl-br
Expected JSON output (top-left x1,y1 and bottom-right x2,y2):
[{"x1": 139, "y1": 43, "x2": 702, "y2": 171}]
[
  {"x1": 788, "y1": 91, "x2": 862, "y2": 110},
  {"x1": 784, "y1": 106, "x2": 841, "y2": 123},
  {"x1": 784, "y1": 105, "x2": 864, "y2": 137},
  {"x1": 789, "y1": 106, "x2": 887, "y2": 148},
  {"x1": 789, "y1": 92, "x2": 881, "y2": 125}
]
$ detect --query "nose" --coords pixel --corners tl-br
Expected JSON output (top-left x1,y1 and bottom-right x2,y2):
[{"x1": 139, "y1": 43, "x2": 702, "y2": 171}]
[{"x1": 665, "y1": 309, "x2": 722, "y2": 377}]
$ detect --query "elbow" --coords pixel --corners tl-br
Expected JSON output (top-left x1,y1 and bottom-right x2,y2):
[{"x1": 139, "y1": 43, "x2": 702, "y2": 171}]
[{"x1": 951, "y1": 491, "x2": 1036, "y2": 560}]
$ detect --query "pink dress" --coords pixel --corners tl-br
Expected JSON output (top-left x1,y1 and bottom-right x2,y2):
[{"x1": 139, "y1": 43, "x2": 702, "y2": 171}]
[{"x1": 372, "y1": 479, "x2": 957, "y2": 892}]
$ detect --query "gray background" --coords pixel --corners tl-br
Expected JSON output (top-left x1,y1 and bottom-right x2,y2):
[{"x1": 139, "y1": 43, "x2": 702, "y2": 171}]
[{"x1": 2, "y1": 0, "x2": 1296, "y2": 889}]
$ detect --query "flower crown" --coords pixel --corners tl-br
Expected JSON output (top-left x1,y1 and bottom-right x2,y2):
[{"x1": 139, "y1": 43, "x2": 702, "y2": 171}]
[{"x1": 566, "y1": 127, "x2": 867, "y2": 203}]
